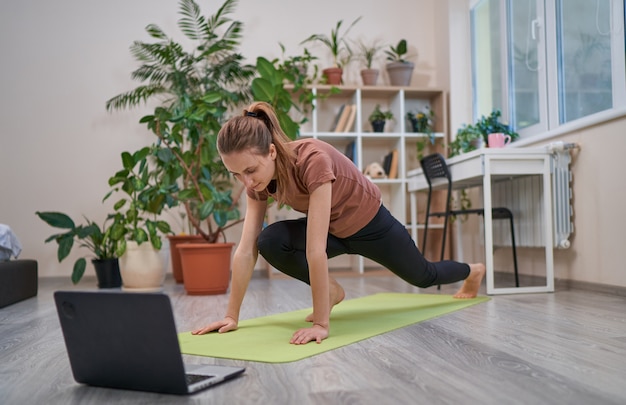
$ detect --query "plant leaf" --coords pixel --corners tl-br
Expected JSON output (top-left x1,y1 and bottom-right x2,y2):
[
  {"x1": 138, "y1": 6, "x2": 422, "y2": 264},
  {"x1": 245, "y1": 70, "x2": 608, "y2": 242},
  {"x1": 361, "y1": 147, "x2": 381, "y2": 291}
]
[
  {"x1": 71, "y1": 258, "x2": 87, "y2": 284},
  {"x1": 36, "y1": 211, "x2": 75, "y2": 229}
]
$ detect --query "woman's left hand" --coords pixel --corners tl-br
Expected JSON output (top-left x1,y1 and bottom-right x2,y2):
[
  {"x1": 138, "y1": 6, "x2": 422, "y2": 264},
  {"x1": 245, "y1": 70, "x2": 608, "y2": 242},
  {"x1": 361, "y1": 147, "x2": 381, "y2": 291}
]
[{"x1": 290, "y1": 324, "x2": 329, "y2": 345}]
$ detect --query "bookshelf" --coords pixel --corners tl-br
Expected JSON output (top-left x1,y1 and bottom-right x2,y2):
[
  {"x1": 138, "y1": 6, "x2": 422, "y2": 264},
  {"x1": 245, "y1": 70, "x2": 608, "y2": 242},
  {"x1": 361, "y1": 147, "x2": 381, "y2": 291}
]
[{"x1": 267, "y1": 85, "x2": 448, "y2": 278}]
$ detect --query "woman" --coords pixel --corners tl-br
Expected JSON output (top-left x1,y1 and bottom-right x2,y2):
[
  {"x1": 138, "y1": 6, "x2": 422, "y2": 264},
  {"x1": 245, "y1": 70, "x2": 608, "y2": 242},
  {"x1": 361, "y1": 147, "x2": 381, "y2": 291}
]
[{"x1": 192, "y1": 101, "x2": 485, "y2": 345}]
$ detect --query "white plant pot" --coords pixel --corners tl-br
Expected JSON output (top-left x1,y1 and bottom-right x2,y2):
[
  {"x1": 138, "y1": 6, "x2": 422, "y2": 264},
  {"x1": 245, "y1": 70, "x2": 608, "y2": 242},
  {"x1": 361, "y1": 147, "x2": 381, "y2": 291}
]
[{"x1": 119, "y1": 241, "x2": 165, "y2": 291}]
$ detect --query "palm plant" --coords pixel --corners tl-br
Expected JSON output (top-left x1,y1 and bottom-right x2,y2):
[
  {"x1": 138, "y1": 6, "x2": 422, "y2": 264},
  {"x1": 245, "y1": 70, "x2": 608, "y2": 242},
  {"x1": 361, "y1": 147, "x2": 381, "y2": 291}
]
[
  {"x1": 106, "y1": 0, "x2": 254, "y2": 113},
  {"x1": 301, "y1": 17, "x2": 362, "y2": 69},
  {"x1": 358, "y1": 40, "x2": 383, "y2": 69},
  {"x1": 106, "y1": 0, "x2": 254, "y2": 243}
]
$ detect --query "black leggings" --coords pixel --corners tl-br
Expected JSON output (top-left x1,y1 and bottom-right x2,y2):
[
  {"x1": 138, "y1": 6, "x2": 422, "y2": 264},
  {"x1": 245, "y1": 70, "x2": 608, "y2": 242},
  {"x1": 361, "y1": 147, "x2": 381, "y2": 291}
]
[{"x1": 257, "y1": 205, "x2": 470, "y2": 288}]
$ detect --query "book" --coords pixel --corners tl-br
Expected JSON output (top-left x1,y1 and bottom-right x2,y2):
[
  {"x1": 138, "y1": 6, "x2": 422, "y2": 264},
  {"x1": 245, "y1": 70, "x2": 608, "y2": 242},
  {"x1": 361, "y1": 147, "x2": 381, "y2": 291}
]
[
  {"x1": 334, "y1": 104, "x2": 352, "y2": 132},
  {"x1": 388, "y1": 149, "x2": 399, "y2": 179},
  {"x1": 330, "y1": 104, "x2": 346, "y2": 132},
  {"x1": 382, "y1": 151, "x2": 393, "y2": 176},
  {"x1": 343, "y1": 104, "x2": 357, "y2": 132},
  {"x1": 344, "y1": 140, "x2": 357, "y2": 165}
]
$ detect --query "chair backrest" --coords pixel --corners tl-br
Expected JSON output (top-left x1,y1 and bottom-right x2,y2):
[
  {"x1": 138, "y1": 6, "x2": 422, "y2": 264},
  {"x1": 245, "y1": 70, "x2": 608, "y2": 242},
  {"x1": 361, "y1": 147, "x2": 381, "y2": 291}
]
[{"x1": 420, "y1": 153, "x2": 451, "y2": 186}]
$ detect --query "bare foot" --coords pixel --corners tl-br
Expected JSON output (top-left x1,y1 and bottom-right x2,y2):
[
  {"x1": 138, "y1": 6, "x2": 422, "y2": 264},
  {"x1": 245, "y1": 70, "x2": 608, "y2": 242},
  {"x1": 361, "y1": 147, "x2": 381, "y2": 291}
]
[
  {"x1": 305, "y1": 277, "x2": 345, "y2": 322},
  {"x1": 453, "y1": 263, "x2": 485, "y2": 298}
]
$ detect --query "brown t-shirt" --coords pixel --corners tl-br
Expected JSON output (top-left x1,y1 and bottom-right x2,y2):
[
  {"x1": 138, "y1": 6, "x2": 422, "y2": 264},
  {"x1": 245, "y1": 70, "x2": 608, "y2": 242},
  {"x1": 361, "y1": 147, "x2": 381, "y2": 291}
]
[{"x1": 247, "y1": 138, "x2": 382, "y2": 238}]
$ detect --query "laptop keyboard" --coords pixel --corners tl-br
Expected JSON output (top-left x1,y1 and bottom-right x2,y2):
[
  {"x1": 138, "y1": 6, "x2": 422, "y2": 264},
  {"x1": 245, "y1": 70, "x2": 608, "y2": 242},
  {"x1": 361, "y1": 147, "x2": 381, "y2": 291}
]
[{"x1": 186, "y1": 373, "x2": 215, "y2": 385}]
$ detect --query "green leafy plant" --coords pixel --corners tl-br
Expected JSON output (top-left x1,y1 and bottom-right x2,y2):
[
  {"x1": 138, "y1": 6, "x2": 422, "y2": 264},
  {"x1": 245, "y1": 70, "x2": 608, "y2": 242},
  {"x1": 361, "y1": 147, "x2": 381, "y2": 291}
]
[
  {"x1": 473, "y1": 110, "x2": 519, "y2": 145},
  {"x1": 301, "y1": 17, "x2": 362, "y2": 68},
  {"x1": 106, "y1": 0, "x2": 252, "y2": 243},
  {"x1": 357, "y1": 40, "x2": 383, "y2": 69},
  {"x1": 407, "y1": 106, "x2": 435, "y2": 134},
  {"x1": 448, "y1": 110, "x2": 519, "y2": 157},
  {"x1": 408, "y1": 106, "x2": 436, "y2": 160},
  {"x1": 369, "y1": 104, "x2": 394, "y2": 123},
  {"x1": 251, "y1": 44, "x2": 322, "y2": 139},
  {"x1": 385, "y1": 39, "x2": 413, "y2": 63},
  {"x1": 448, "y1": 123, "x2": 483, "y2": 157},
  {"x1": 36, "y1": 211, "x2": 125, "y2": 284},
  {"x1": 105, "y1": 0, "x2": 254, "y2": 113},
  {"x1": 105, "y1": 146, "x2": 173, "y2": 251}
]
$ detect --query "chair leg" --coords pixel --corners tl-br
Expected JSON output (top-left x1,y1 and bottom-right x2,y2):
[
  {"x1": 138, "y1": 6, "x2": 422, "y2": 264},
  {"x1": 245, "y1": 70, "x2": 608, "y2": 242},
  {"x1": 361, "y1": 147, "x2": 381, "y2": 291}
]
[{"x1": 508, "y1": 215, "x2": 520, "y2": 287}]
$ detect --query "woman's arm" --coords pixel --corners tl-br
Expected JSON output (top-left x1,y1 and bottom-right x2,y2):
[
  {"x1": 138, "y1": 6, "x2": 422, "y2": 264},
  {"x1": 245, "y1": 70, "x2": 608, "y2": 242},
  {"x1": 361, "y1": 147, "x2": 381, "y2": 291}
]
[
  {"x1": 192, "y1": 195, "x2": 267, "y2": 335},
  {"x1": 290, "y1": 181, "x2": 332, "y2": 344}
]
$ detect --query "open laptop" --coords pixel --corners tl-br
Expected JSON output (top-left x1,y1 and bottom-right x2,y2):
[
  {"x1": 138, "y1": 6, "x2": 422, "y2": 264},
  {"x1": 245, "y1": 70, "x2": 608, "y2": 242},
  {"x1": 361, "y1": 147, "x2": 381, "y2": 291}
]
[{"x1": 54, "y1": 290, "x2": 245, "y2": 395}]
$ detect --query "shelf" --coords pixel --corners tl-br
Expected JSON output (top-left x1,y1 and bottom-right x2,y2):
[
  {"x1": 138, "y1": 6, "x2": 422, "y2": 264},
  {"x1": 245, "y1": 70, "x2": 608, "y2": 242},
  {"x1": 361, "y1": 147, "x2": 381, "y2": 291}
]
[{"x1": 276, "y1": 86, "x2": 450, "y2": 275}]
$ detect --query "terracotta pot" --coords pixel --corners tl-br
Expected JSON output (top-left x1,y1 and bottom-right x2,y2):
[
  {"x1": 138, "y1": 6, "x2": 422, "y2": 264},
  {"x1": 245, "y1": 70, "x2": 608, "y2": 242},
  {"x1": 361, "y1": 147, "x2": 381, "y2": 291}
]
[
  {"x1": 91, "y1": 258, "x2": 122, "y2": 289},
  {"x1": 167, "y1": 234, "x2": 204, "y2": 283},
  {"x1": 119, "y1": 241, "x2": 165, "y2": 291},
  {"x1": 322, "y1": 67, "x2": 343, "y2": 85},
  {"x1": 178, "y1": 242, "x2": 234, "y2": 295},
  {"x1": 360, "y1": 69, "x2": 379, "y2": 86},
  {"x1": 386, "y1": 61, "x2": 414, "y2": 86}
]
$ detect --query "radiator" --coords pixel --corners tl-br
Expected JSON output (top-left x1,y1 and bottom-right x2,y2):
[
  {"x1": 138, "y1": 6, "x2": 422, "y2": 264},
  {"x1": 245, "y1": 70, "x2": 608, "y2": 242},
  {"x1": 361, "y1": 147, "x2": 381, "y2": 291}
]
[{"x1": 491, "y1": 142, "x2": 577, "y2": 249}]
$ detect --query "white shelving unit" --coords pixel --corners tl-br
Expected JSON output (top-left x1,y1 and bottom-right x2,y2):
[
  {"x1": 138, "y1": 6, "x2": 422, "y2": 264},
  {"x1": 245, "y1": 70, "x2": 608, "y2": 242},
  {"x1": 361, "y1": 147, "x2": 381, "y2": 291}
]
[{"x1": 267, "y1": 85, "x2": 448, "y2": 278}]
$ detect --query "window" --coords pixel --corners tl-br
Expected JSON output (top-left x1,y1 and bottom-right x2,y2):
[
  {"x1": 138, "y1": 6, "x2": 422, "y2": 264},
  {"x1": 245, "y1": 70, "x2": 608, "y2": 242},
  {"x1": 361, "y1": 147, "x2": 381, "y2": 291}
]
[
  {"x1": 556, "y1": 0, "x2": 613, "y2": 123},
  {"x1": 470, "y1": 0, "x2": 626, "y2": 138},
  {"x1": 471, "y1": 0, "x2": 504, "y2": 115}
]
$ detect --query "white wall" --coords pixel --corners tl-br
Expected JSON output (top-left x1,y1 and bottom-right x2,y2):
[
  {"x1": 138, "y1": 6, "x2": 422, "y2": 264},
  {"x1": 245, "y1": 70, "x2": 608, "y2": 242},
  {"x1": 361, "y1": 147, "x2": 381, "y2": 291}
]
[{"x1": 0, "y1": 0, "x2": 442, "y2": 278}]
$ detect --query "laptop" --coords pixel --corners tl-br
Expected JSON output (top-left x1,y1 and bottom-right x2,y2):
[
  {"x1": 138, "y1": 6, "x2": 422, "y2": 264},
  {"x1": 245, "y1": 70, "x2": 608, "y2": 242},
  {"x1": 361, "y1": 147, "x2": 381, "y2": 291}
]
[{"x1": 54, "y1": 290, "x2": 245, "y2": 395}]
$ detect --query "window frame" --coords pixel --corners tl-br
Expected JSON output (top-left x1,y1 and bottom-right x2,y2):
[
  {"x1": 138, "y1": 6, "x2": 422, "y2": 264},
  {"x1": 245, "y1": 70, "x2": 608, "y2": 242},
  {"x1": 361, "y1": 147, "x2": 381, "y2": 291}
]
[{"x1": 470, "y1": 0, "x2": 626, "y2": 141}]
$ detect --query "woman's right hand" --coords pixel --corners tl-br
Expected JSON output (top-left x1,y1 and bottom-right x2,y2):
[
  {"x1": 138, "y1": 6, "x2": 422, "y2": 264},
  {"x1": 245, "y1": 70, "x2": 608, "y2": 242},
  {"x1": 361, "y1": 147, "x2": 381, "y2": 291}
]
[{"x1": 191, "y1": 316, "x2": 238, "y2": 335}]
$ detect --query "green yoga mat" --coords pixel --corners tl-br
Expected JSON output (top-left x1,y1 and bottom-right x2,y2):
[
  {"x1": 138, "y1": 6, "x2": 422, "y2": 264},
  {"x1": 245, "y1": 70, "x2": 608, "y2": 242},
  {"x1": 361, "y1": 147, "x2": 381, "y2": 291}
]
[{"x1": 178, "y1": 293, "x2": 489, "y2": 363}]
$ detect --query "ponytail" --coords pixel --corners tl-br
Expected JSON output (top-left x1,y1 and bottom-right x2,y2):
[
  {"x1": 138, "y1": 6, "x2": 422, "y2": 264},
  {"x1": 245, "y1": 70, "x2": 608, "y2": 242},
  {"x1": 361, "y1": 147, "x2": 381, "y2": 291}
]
[{"x1": 217, "y1": 102, "x2": 295, "y2": 201}]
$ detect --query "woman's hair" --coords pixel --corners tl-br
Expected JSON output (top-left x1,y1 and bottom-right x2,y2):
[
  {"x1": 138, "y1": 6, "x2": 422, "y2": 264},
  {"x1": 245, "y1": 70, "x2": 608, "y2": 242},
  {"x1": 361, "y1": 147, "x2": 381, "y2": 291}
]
[{"x1": 217, "y1": 101, "x2": 295, "y2": 199}]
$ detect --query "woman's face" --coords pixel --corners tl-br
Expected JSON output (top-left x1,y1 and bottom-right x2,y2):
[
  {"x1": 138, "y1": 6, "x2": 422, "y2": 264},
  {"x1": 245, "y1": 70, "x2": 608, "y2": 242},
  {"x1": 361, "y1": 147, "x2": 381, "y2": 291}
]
[{"x1": 220, "y1": 145, "x2": 277, "y2": 192}]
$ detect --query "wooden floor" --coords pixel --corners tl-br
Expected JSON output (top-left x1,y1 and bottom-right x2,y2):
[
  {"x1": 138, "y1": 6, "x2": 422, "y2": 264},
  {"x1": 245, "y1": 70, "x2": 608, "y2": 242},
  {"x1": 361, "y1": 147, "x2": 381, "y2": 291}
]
[{"x1": 1, "y1": 273, "x2": 626, "y2": 405}]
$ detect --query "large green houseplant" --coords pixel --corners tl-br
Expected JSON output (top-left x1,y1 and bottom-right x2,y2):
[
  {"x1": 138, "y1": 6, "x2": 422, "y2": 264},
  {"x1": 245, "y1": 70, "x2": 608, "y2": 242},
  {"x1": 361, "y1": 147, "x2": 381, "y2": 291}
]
[{"x1": 105, "y1": 0, "x2": 254, "y2": 293}]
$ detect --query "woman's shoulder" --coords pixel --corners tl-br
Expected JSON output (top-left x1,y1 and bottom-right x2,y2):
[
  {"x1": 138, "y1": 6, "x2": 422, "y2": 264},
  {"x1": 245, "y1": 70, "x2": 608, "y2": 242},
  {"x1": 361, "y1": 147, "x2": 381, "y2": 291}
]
[{"x1": 292, "y1": 138, "x2": 338, "y2": 156}]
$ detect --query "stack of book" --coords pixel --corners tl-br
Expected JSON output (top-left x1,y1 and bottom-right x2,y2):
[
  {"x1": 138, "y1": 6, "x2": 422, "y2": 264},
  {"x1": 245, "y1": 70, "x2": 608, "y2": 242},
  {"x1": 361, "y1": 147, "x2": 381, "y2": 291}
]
[{"x1": 331, "y1": 104, "x2": 357, "y2": 132}]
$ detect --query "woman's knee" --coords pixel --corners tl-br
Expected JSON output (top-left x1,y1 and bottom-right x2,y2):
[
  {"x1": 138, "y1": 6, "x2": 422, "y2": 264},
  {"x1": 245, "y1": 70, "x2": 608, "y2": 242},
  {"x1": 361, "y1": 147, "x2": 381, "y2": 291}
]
[{"x1": 257, "y1": 220, "x2": 304, "y2": 257}]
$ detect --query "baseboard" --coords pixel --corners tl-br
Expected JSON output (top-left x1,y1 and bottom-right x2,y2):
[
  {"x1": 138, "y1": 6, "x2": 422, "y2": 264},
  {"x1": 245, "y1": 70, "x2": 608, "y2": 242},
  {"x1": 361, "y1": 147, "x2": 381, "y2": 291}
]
[{"x1": 555, "y1": 278, "x2": 626, "y2": 297}]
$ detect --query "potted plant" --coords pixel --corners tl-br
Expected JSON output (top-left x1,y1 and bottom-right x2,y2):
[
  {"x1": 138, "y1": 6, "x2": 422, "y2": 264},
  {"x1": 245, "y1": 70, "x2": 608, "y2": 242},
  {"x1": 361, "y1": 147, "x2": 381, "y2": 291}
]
[
  {"x1": 473, "y1": 110, "x2": 519, "y2": 146},
  {"x1": 105, "y1": 147, "x2": 174, "y2": 290},
  {"x1": 368, "y1": 104, "x2": 394, "y2": 133},
  {"x1": 448, "y1": 110, "x2": 519, "y2": 157},
  {"x1": 385, "y1": 39, "x2": 415, "y2": 86},
  {"x1": 407, "y1": 105, "x2": 436, "y2": 160},
  {"x1": 301, "y1": 17, "x2": 362, "y2": 85},
  {"x1": 106, "y1": 0, "x2": 252, "y2": 294},
  {"x1": 448, "y1": 123, "x2": 483, "y2": 157},
  {"x1": 357, "y1": 40, "x2": 383, "y2": 86},
  {"x1": 36, "y1": 211, "x2": 125, "y2": 287}
]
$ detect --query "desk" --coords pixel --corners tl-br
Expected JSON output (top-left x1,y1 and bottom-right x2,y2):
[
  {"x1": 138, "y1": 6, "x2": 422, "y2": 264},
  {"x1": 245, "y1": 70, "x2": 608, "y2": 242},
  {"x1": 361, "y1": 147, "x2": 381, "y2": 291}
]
[{"x1": 407, "y1": 148, "x2": 554, "y2": 295}]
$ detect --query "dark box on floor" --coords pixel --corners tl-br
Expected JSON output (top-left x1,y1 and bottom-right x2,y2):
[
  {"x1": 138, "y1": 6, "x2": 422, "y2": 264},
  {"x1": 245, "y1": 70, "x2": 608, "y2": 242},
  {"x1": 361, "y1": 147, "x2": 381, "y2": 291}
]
[{"x1": 0, "y1": 259, "x2": 38, "y2": 308}]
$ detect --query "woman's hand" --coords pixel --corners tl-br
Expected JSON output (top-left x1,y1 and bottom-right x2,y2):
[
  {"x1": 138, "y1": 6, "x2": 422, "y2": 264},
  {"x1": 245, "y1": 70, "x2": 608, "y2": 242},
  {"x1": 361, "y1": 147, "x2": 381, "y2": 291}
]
[
  {"x1": 290, "y1": 323, "x2": 329, "y2": 345},
  {"x1": 191, "y1": 316, "x2": 238, "y2": 335}
]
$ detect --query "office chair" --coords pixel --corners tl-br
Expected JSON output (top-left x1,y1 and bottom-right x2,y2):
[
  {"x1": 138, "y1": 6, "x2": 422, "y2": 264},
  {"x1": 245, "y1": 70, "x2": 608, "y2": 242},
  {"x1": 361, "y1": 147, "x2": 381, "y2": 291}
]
[{"x1": 419, "y1": 153, "x2": 519, "y2": 287}]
